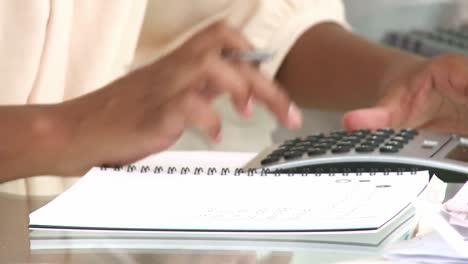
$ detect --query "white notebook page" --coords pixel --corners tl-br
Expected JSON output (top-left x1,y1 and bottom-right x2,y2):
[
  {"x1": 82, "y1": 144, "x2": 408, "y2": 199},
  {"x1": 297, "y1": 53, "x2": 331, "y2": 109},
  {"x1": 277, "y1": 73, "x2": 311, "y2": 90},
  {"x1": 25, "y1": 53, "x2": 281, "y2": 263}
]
[{"x1": 29, "y1": 151, "x2": 429, "y2": 232}]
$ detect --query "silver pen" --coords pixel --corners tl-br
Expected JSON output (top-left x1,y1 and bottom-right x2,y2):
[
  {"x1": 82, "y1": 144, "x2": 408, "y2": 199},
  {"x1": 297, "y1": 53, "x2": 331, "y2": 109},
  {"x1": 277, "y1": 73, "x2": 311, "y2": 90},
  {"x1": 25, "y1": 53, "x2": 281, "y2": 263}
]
[{"x1": 222, "y1": 50, "x2": 274, "y2": 64}]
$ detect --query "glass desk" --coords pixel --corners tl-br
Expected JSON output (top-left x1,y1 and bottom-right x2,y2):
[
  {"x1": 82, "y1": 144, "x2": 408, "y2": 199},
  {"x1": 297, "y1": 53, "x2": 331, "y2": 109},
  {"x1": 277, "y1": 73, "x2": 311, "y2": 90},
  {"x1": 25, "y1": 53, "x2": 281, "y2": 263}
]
[{"x1": 6, "y1": 190, "x2": 459, "y2": 264}]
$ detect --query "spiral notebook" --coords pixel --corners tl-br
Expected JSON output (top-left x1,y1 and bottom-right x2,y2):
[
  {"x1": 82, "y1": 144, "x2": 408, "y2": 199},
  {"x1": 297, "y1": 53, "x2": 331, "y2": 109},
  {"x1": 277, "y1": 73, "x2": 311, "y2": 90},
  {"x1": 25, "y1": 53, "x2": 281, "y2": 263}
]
[{"x1": 29, "y1": 151, "x2": 430, "y2": 247}]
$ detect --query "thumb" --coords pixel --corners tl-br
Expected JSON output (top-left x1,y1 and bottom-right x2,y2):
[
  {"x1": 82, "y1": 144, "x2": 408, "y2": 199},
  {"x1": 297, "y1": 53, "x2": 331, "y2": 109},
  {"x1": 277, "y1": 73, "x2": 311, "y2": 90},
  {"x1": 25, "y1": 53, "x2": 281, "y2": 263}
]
[{"x1": 342, "y1": 106, "x2": 393, "y2": 131}]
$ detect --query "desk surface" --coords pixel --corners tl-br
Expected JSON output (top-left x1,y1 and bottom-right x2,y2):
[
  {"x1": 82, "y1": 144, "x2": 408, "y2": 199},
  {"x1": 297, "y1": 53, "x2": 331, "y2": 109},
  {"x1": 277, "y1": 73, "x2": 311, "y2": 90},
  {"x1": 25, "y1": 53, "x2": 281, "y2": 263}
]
[{"x1": 2, "y1": 191, "x2": 445, "y2": 264}]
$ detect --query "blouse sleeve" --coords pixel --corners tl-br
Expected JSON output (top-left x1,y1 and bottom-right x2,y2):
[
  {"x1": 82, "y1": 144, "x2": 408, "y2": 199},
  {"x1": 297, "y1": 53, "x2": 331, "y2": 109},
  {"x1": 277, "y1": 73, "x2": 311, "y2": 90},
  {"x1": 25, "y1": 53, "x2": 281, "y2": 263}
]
[{"x1": 241, "y1": 0, "x2": 348, "y2": 78}]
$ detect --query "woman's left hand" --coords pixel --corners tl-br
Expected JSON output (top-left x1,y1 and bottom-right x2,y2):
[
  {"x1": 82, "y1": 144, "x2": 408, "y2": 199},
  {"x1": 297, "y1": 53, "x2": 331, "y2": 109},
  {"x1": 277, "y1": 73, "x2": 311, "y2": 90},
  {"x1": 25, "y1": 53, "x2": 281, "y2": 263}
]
[{"x1": 343, "y1": 54, "x2": 468, "y2": 135}]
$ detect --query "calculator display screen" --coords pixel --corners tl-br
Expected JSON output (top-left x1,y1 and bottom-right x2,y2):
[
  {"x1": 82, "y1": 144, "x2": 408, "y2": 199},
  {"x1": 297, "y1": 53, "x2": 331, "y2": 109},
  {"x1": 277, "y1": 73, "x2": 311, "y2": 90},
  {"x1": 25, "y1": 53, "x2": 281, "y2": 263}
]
[{"x1": 446, "y1": 145, "x2": 468, "y2": 162}]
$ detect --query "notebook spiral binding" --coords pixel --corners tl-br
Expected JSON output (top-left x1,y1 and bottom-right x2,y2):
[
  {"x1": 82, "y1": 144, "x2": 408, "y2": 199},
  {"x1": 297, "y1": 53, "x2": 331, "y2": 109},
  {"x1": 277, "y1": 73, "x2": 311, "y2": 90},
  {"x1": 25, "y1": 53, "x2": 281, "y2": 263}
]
[{"x1": 100, "y1": 164, "x2": 420, "y2": 177}]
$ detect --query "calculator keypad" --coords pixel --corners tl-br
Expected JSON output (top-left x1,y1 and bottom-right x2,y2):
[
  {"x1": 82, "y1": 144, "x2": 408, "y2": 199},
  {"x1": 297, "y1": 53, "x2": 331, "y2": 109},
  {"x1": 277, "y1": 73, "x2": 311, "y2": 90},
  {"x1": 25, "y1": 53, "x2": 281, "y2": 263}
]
[{"x1": 260, "y1": 129, "x2": 419, "y2": 166}]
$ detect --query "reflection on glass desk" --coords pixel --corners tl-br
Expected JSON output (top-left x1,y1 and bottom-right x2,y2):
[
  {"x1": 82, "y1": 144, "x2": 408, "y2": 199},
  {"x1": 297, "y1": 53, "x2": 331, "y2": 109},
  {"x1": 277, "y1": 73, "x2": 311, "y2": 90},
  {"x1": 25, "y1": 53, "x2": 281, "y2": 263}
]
[{"x1": 2, "y1": 186, "x2": 458, "y2": 264}]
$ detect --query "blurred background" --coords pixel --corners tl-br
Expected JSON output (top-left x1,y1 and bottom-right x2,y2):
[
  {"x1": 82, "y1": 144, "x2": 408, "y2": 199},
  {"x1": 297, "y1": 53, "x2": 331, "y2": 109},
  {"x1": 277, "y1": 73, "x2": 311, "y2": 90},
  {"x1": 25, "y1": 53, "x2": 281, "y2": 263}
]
[{"x1": 345, "y1": 0, "x2": 465, "y2": 41}]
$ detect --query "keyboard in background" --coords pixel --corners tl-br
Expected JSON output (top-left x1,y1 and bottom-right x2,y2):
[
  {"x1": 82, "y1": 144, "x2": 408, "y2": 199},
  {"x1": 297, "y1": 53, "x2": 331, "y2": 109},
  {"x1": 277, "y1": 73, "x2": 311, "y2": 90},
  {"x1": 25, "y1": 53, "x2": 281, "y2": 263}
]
[{"x1": 383, "y1": 26, "x2": 468, "y2": 57}]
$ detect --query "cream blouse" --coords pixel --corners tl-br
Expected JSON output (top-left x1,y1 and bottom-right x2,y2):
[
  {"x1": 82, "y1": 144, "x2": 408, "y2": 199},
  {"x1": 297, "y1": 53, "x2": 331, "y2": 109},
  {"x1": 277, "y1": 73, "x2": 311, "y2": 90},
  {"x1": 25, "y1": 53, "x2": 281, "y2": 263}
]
[{"x1": 0, "y1": 0, "x2": 346, "y2": 194}]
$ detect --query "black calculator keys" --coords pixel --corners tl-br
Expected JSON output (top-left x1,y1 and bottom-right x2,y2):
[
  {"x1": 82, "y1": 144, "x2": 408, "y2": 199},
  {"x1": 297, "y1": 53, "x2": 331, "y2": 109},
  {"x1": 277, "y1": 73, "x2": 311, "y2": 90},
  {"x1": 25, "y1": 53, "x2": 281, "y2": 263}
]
[
  {"x1": 374, "y1": 131, "x2": 392, "y2": 138},
  {"x1": 262, "y1": 128, "x2": 422, "y2": 167},
  {"x1": 393, "y1": 129, "x2": 418, "y2": 140},
  {"x1": 307, "y1": 148, "x2": 327, "y2": 156},
  {"x1": 361, "y1": 140, "x2": 381, "y2": 148},
  {"x1": 336, "y1": 141, "x2": 355, "y2": 148},
  {"x1": 330, "y1": 130, "x2": 348, "y2": 137},
  {"x1": 290, "y1": 145, "x2": 309, "y2": 153},
  {"x1": 261, "y1": 156, "x2": 280, "y2": 165},
  {"x1": 385, "y1": 141, "x2": 405, "y2": 149},
  {"x1": 331, "y1": 146, "x2": 352, "y2": 154},
  {"x1": 380, "y1": 145, "x2": 400, "y2": 153},
  {"x1": 270, "y1": 149, "x2": 287, "y2": 157},
  {"x1": 341, "y1": 136, "x2": 361, "y2": 143},
  {"x1": 283, "y1": 151, "x2": 303, "y2": 160},
  {"x1": 355, "y1": 145, "x2": 376, "y2": 153},
  {"x1": 376, "y1": 128, "x2": 395, "y2": 135},
  {"x1": 391, "y1": 136, "x2": 409, "y2": 144},
  {"x1": 352, "y1": 129, "x2": 372, "y2": 135},
  {"x1": 400, "y1": 129, "x2": 418, "y2": 136},
  {"x1": 318, "y1": 138, "x2": 337, "y2": 145},
  {"x1": 367, "y1": 135, "x2": 387, "y2": 143}
]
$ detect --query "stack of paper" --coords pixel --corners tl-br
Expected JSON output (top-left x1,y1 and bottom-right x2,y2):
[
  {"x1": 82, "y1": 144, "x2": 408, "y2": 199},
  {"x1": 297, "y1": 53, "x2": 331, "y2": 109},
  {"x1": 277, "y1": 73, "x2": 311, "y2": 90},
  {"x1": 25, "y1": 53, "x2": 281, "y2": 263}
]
[
  {"x1": 443, "y1": 182, "x2": 468, "y2": 229},
  {"x1": 385, "y1": 181, "x2": 468, "y2": 263}
]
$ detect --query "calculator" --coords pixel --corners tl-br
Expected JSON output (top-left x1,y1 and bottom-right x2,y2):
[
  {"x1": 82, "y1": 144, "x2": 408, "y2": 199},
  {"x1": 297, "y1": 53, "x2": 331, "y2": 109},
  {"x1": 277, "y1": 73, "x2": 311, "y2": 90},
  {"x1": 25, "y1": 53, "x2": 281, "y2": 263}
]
[{"x1": 244, "y1": 129, "x2": 468, "y2": 183}]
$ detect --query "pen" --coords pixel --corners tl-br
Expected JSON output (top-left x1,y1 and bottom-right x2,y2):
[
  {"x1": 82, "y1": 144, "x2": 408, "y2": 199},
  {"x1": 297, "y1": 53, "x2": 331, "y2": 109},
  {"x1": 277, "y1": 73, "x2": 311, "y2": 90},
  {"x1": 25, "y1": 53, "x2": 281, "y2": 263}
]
[
  {"x1": 127, "y1": 50, "x2": 274, "y2": 73},
  {"x1": 222, "y1": 50, "x2": 274, "y2": 64}
]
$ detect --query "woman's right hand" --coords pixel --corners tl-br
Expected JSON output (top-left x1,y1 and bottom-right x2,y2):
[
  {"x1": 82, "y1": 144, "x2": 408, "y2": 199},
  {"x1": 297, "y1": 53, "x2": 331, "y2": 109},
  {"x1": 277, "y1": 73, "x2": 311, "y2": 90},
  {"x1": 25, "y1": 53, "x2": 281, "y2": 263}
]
[{"x1": 48, "y1": 21, "x2": 302, "y2": 176}]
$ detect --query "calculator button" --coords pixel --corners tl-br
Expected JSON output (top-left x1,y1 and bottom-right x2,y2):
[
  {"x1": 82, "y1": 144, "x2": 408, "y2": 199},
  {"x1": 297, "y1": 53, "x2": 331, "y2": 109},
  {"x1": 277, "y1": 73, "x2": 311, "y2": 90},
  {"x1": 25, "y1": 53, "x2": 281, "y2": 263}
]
[
  {"x1": 268, "y1": 152, "x2": 284, "y2": 159},
  {"x1": 392, "y1": 136, "x2": 410, "y2": 144},
  {"x1": 305, "y1": 138, "x2": 320, "y2": 145},
  {"x1": 422, "y1": 140, "x2": 439, "y2": 149},
  {"x1": 296, "y1": 142, "x2": 313, "y2": 148},
  {"x1": 400, "y1": 129, "x2": 419, "y2": 136},
  {"x1": 350, "y1": 131, "x2": 369, "y2": 138},
  {"x1": 461, "y1": 138, "x2": 468, "y2": 145},
  {"x1": 367, "y1": 136, "x2": 387, "y2": 143},
  {"x1": 353, "y1": 129, "x2": 372, "y2": 135},
  {"x1": 386, "y1": 141, "x2": 404, "y2": 148},
  {"x1": 319, "y1": 138, "x2": 337, "y2": 143},
  {"x1": 361, "y1": 140, "x2": 381, "y2": 147},
  {"x1": 341, "y1": 136, "x2": 361, "y2": 143},
  {"x1": 329, "y1": 136, "x2": 345, "y2": 142},
  {"x1": 313, "y1": 143, "x2": 333, "y2": 149},
  {"x1": 380, "y1": 145, "x2": 400, "y2": 153},
  {"x1": 355, "y1": 145, "x2": 375, "y2": 153},
  {"x1": 336, "y1": 141, "x2": 355, "y2": 148},
  {"x1": 291, "y1": 146, "x2": 308, "y2": 152},
  {"x1": 331, "y1": 146, "x2": 351, "y2": 154},
  {"x1": 283, "y1": 151, "x2": 303, "y2": 160},
  {"x1": 374, "y1": 131, "x2": 392, "y2": 138},
  {"x1": 307, "y1": 148, "x2": 327, "y2": 156},
  {"x1": 376, "y1": 128, "x2": 395, "y2": 135},
  {"x1": 279, "y1": 143, "x2": 295, "y2": 149},
  {"x1": 261, "y1": 156, "x2": 280, "y2": 165},
  {"x1": 395, "y1": 132, "x2": 415, "y2": 140}
]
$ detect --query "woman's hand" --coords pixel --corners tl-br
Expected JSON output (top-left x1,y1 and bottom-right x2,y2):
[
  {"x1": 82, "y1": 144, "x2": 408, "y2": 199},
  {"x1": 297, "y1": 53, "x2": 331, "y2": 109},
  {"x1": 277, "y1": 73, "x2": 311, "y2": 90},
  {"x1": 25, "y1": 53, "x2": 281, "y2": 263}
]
[
  {"x1": 47, "y1": 21, "x2": 302, "y2": 176},
  {"x1": 343, "y1": 54, "x2": 468, "y2": 135}
]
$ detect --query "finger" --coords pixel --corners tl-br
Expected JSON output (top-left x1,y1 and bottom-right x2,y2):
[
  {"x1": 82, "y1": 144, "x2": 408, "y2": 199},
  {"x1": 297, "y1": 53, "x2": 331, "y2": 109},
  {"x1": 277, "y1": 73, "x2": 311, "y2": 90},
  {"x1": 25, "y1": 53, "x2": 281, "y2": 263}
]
[
  {"x1": 342, "y1": 106, "x2": 392, "y2": 131},
  {"x1": 239, "y1": 63, "x2": 302, "y2": 130},
  {"x1": 202, "y1": 55, "x2": 251, "y2": 115},
  {"x1": 185, "y1": 93, "x2": 223, "y2": 142},
  {"x1": 433, "y1": 57, "x2": 468, "y2": 106}
]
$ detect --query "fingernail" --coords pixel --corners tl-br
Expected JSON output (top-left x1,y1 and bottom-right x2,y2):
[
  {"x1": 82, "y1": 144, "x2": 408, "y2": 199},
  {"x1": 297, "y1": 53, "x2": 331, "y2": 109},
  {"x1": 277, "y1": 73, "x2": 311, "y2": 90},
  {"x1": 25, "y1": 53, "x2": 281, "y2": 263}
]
[
  {"x1": 243, "y1": 97, "x2": 255, "y2": 118},
  {"x1": 287, "y1": 103, "x2": 303, "y2": 130}
]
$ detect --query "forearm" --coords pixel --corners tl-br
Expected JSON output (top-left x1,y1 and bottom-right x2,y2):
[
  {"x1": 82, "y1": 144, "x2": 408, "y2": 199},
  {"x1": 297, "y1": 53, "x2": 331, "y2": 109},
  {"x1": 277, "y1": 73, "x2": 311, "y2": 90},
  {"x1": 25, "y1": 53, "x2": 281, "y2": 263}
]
[
  {"x1": 277, "y1": 22, "x2": 424, "y2": 111},
  {"x1": 0, "y1": 105, "x2": 69, "y2": 182}
]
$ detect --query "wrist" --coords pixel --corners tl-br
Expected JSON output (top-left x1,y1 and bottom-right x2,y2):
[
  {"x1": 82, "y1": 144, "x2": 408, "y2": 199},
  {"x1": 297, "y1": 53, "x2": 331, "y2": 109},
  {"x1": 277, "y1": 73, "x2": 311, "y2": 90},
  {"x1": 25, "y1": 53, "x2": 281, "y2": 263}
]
[{"x1": 27, "y1": 104, "x2": 75, "y2": 176}]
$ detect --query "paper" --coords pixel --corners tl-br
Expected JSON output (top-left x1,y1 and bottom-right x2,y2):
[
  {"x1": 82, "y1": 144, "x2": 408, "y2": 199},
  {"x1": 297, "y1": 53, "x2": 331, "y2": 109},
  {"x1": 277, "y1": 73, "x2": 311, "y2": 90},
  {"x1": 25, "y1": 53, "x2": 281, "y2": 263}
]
[
  {"x1": 29, "y1": 171, "x2": 428, "y2": 231},
  {"x1": 388, "y1": 181, "x2": 468, "y2": 263},
  {"x1": 29, "y1": 151, "x2": 429, "y2": 246},
  {"x1": 385, "y1": 232, "x2": 468, "y2": 263},
  {"x1": 444, "y1": 181, "x2": 468, "y2": 228}
]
